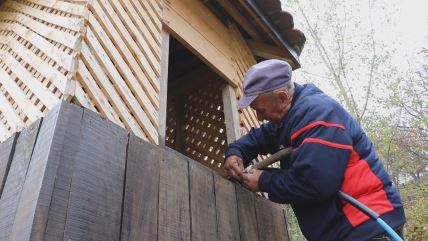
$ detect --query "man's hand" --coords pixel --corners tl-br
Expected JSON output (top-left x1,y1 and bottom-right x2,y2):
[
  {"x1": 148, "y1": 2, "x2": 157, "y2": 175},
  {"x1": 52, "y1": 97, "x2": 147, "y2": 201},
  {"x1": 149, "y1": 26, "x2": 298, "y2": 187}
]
[
  {"x1": 224, "y1": 155, "x2": 244, "y2": 181},
  {"x1": 243, "y1": 169, "x2": 263, "y2": 192}
]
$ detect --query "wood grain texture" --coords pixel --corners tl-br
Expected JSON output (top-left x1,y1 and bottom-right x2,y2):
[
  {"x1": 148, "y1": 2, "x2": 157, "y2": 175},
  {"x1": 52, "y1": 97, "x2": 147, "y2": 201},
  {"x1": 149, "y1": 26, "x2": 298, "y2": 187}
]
[
  {"x1": 189, "y1": 161, "x2": 218, "y2": 241},
  {"x1": 0, "y1": 119, "x2": 41, "y2": 241},
  {"x1": 236, "y1": 185, "x2": 259, "y2": 241},
  {"x1": 7, "y1": 101, "x2": 80, "y2": 241},
  {"x1": 214, "y1": 175, "x2": 241, "y2": 241},
  {"x1": 0, "y1": 134, "x2": 17, "y2": 198},
  {"x1": 43, "y1": 102, "x2": 84, "y2": 241},
  {"x1": 255, "y1": 196, "x2": 289, "y2": 241},
  {"x1": 158, "y1": 148, "x2": 190, "y2": 241},
  {"x1": 121, "y1": 134, "x2": 160, "y2": 241},
  {"x1": 62, "y1": 107, "x2": 128, "y2": 241}
]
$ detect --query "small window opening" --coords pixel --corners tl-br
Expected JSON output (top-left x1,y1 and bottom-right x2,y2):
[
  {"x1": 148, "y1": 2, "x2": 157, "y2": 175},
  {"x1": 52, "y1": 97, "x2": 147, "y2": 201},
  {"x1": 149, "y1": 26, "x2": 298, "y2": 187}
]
[{"x1": 165, "y1": 37, "x2": 228, "y2": 175}]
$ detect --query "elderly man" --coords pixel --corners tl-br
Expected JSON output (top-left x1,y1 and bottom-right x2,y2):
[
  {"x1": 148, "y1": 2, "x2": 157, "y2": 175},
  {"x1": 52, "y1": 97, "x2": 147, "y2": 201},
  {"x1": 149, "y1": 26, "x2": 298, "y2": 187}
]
[{"x1": 224, "y1": 59, "x2": 405, "y2": 241}]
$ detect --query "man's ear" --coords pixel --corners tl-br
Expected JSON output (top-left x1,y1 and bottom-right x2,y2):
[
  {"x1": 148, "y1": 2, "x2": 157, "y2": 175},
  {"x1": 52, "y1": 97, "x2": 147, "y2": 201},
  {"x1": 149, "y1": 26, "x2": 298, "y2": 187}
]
[{"x1": 277, "y1": 91, "x2": 290, "y2": 104}]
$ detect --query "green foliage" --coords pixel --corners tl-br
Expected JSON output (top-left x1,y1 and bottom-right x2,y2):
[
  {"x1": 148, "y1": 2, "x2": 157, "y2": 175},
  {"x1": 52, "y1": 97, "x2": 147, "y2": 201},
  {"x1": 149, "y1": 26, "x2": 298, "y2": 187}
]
[
  {"x1": 284, "y1": 205, "x2": 306, "y2": 241},
  {"x1": 399, "y1": 176, "x2": 428, "y2": 240}
]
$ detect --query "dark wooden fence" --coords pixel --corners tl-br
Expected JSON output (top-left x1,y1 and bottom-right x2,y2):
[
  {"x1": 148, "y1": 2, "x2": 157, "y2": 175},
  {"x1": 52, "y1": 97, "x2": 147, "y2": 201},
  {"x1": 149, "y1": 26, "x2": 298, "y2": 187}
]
[{"x1": 0, "y1": 101, "x2": 290, "y2": 241}]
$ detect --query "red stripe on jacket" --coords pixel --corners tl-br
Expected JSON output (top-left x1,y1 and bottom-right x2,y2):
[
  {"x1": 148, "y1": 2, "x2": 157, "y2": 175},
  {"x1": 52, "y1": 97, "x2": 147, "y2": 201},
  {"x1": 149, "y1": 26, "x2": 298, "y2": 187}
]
[
  {"x1": 341, "y1": 150, "x2": 394, "y2": 227},
  {"x1": 291, "y1": 121, "x2": 345, "y2": 142},
  {"x1": 292, "y1": 137, "x2": 395, "y2": 227}
]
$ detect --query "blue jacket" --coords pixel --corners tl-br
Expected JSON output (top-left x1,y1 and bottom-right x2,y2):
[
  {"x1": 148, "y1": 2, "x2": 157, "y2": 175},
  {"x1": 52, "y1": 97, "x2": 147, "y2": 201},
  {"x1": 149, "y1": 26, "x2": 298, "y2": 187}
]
[{"x1": 225, "y1": 83, "x2": 405, "y2": 241}]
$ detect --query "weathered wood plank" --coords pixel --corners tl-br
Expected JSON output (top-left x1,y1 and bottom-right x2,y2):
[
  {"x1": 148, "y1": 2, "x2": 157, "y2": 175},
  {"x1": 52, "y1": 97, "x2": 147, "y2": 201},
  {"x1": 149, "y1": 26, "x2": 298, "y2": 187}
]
[
  {"x1": 7, "y1": 101, "x2": 80, "y2": 241},
  {"x1": 214, "y1": 175, "x2": 241, "y2": 241},
  {"x1": 62, "y1": 108, "x2": 128, "y2": 241},
  {"x1": 189, "y1": 161, "x2": 218, "y2": 241},
  {"x1": 158, "y1": 148, "x2": 190, "y2": 241},
  {"x1": 255, "y1": 196, "x2": 289, "y2": 241},
  {"x1": 43, "y1": 103, "x2": 83, "y2": 241},
  {"x1": 0, "y1": 134, "x2": 17, "y2": 198},
  {"x1": 236, "y1": 185, "x2": 259, "y2": 241},
  {"x1": 121, "y1": 134, "x2": 160, "y2": 241},
  {"x1": 0, "y1": 119, "x2": 41, "y2": 241}
]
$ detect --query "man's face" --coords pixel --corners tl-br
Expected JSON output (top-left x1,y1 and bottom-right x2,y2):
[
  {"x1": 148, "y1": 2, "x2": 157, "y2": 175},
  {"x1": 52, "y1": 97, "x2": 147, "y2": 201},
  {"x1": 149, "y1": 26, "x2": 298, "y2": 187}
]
[{"x1": 250, "y1": 91, "x2": 291, "y2": 124}]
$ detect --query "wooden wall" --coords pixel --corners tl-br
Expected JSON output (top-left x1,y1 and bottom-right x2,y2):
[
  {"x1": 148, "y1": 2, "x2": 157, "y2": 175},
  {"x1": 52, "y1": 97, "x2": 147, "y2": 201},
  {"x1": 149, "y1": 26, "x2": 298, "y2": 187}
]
[
  {"x1": 0, "y1": 101, "x2": 290, "y2": 241},
  {"x1": 76, "y1": 0, "x2": 162, "y2": 144},
  {"x1": 0, "y1": 0, "x2": 85, "y2": 141},
  {"x1": 0, "y1": 0, "x2": 260, "y2": 144}
]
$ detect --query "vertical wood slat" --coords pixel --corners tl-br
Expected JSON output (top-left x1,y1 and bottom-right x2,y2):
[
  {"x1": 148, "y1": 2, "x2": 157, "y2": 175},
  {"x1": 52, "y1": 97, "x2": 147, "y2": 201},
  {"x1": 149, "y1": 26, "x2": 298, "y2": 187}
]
[
  {"x1": 0, "y1": 101, "x2": 292, "y2": 241},
  {"x1": 158, "y1": 31, "x2": 169, "y2": 145},
  {"x1": 0, "y1": 119, "x2": 41, "y2": 241},
  {"x1": 222, "y1": 84, "x2": 241, "y2": 144},
  {"x1": 0, "y1": 133, "x2": 17, "y2": 197},
  {"x1": 214, "y1": 175, "x2": 241, "y2": 241},
  {"x1": 121, "y1": 134, "x2": 160, "y2": 241},
  {"x1": 158, "y1": 148, "x2": 191, "y2": 241},
  {"x1": 236, "y1": 185, "x2": 260, "y2": 241},
  {"x1": 7, "y1": 101, "x2": 79, "y2": 241},
  {"x1": 62, "y1": 108, "x2": 128, "y2": 241},
  {"x1": 43, "y1": 102, "x2": 83, "y2": 241},
  {"x1": 255, "y1": 196, "x2": 290, "y2": 241},
  {"x1": 189, "y1": 161, "x2": 218, "y2": 241}
]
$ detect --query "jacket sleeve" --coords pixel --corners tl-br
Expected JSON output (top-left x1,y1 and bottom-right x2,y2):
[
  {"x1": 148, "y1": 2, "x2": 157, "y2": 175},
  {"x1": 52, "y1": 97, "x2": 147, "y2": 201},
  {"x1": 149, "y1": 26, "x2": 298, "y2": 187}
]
[
  {"x1": 258, "y1": 106, "x2": 353, "y2": 204},
  {"x1": 225, "y1": 122, "x2": 278, "y2": 167}
]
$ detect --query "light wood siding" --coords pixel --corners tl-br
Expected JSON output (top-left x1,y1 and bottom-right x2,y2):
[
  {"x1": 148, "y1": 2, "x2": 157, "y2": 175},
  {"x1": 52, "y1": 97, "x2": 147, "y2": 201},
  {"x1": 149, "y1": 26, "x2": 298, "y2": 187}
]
[
  {"x1": 0, "y1": 0, "x2": 84, "y2": 142},
  {"x1": 77, "y1": 0, "x2": 162, "y2": 144},
  {"x1": 228, "y1": 23, "x2": 262, "y2": 135},
  {"x1": 0, "y1": 0, "x2": 259, "y2": 152},
  {"x1": 162, "y1": 0, "x2": 240, "y2": 88}
]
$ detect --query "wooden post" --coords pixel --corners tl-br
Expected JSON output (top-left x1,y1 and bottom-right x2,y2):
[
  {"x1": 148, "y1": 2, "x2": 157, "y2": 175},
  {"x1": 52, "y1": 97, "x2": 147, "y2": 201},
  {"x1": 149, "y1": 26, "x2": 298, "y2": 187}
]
[
  {"x1": 222, "y1": 84, "x2": 241, "y2": 144},
  {"x1": 159, "y1": 31, "x2": 170, "y2": 145}
]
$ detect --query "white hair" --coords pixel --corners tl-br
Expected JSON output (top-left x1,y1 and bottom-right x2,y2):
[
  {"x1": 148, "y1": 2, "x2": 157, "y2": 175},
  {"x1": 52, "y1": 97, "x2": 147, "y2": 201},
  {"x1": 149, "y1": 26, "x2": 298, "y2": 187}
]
[{"x1": 271, "y1": 80, "x2": 295, "y2": 96}]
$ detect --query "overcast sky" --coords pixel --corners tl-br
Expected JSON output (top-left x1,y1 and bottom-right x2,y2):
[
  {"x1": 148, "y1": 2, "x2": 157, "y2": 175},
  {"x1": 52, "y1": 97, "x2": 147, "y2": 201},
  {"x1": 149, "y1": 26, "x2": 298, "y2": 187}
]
[
  {"x1": 281, "y1": 0, "x2": 428, "y2": 99},
  {"x1": 282, "y1": 0, "x2": 428, "y2": 68}
]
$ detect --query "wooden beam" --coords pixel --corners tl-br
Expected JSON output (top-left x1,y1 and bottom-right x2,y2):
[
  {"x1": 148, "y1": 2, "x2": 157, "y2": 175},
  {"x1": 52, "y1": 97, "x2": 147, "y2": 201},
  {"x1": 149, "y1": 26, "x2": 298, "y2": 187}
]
[
  {"x1": 222, "y1": 85, "x2": 241, "y2": 144},
  {"x1": 158, "y1": 31, "x2": 170, "y2": 145},
  {"x1": 162, "y1": 0, "x2": 239, "y2": 87},
  {"x1": 216, "y1": 0, "x2": 263, "y2": 41},
  {"x1": 247, "y1": 39, "x2": 294, "y2": 64}
]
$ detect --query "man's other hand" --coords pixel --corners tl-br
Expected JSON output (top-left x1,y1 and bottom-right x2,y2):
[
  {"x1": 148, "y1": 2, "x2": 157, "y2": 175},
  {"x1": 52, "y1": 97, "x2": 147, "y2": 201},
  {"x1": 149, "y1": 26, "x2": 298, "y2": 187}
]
[
  {"x1": 243, "y1": 169, "x2": 263, "y2": 192},
  {"x1": 224, "y1": 155, "x2": 244, "y2": 181}
]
